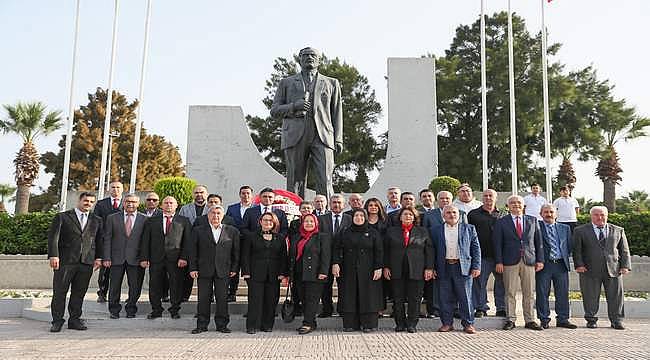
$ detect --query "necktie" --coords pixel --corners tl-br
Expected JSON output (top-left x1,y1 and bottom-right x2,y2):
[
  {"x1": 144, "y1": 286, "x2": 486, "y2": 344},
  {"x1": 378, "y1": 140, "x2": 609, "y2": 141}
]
[
  {"x1": 598, "y1": 226, "x2": 606, "y2": 250},
  {"x1": 262, "y1": 206, "x2": 268, "y2": 214},
  {"x1": 547, "y1": 224, "x2": 560, "y2": 260},
  {"x1": 125, "y1": 214, "x2": 133, "y2": 237},
  {"x1": 113, "y1": 198, "x2": 119, "y2": 209},
  {"x1": 165, "y1": 216, "x2": 172, "y2": 235},
  {"x1": 80, "y1": 213, "x2": 86, "y2": 230},
  {"x1": 334, "y1": 214, "x2": 340, "y2": 233},
  {"x1": 515, "y1": 216, "x2": 523, "y2": 238}
]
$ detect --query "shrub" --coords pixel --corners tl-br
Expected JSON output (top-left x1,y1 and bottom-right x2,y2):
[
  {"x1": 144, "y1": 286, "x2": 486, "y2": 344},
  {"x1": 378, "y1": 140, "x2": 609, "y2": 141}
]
[
  {"x1": 0, "y1": 211, "x2": 56, "y2": 255},
  {"x1": 429, "y1": 176, "x2": 461, "y2": 196},
  {"x1": 153, "y1": 177, "x2": 197, "y2": 206},
  {"x1": 577, "y1": 211, "x2": 650, "y2": 256}
]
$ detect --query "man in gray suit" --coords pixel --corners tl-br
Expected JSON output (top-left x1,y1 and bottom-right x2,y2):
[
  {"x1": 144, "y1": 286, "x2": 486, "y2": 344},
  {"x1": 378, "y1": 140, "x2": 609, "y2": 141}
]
[
  {"x1": 102, "y1": 193, "x2": 148, "y2": 319},
  {"x1": 573, "y1": 206, "x2": 631, "y2": 330},
  {"x1": 178, "y1": 185, "x2": 209, "y2": 225},
  {"x1": 271, "y1": 47, "x2": 343, "y2": 199}
]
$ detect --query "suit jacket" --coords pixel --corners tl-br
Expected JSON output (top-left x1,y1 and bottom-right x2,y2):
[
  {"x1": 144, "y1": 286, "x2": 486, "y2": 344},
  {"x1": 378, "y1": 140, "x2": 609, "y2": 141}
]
[
  {"x1": 103, "y1": 211, "x2": 147, "y2": 266},
  {"x1": 318, "y1": 212, "x2": 352, "y2": 238},
  {"x1": 241, "y1": 205, "x2": 289, "y2": 240},
  {"x1": 422, "y1": 207, "x2": 467, "y2": 230},
  {"x1": 241, "y1": 232, "x2": 289, "y2": 282},
  {"x1": 193, "y1": 214, "x2": 236, "y2": 228},
  {"x1": 48, "y1": 209, "x2": 103, "y2": 266},
  {"x1": 187, "y1": 223, "x2": 241, "y2": 279},
  {"x1": 289, "y1": 232, "x2": 332, "y2": 283},
  {"x1": 383, "y1": 226, "x2": 433, "y2": 280},
  {"x1": 431, "y1": 223, "x2": 481, "y2": 277},
  {"x1": 573, "y1": 223, "x2": 631, "y2": 278},
  {"x1": 144, "y1": 208, "x2": 162, "y2": 218},
  {"x1": 93, "y1": 197, "x2": 122, "y2": 221},
  {"x1": 493, "y1": 214, "x2": 544, "y2": 266},
  {"x1": 226, "y1": 202, "x2": 251, "y2": 228},
  {"x1": 140, "y1": 214, "x2": 192, "y2": 263},
  {"x1": 538, "y1": 221, "x2": 572, "y2": 271},
  {"x1": 178, "y1": 202, "x2": 208, "y2": 225},
  {"x1": 270, "y1": 72, "x2": 343, "y2": 150}
]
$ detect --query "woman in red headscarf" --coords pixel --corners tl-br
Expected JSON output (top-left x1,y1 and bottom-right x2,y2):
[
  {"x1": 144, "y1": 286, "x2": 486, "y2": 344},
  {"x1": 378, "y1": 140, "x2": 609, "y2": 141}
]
[{"x1": 289, "y1": 213, "x2": 331, "y2": 335}]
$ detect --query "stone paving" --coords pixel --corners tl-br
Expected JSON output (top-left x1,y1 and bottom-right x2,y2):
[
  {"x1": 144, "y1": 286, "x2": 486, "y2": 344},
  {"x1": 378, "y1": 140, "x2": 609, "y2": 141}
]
[{"x1": 0, "y1": 317, "x2": 649, "y2": 359}]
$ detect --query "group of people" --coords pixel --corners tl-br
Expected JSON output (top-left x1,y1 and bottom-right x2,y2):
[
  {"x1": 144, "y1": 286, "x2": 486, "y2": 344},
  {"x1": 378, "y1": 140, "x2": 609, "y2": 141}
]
[{"x1": 47, "y1": 181, "x2": 632, "y2": 335}]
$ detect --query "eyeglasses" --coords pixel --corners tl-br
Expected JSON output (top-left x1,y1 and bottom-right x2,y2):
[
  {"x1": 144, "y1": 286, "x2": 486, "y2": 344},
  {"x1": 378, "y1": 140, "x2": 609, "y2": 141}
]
[{"x1": 146, "y1": 198, "x2": 159, "y2": 202}]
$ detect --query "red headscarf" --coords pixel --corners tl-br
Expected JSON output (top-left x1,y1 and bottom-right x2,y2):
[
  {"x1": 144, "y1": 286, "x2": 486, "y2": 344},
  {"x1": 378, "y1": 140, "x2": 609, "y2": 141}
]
[
  {"x1": 402, "y1": 223, "x2": 414, "y2": 248},
  {"x1": 296, "y1": 213, "x2": 319, "y2": 261}
]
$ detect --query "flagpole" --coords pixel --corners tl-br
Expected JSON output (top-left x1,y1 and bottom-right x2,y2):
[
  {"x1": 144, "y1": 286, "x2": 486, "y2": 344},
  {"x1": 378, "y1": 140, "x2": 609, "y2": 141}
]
[
  {"x1": 59, "y1": 0, "x2": 81, "y2": 211},
  {"x1": 432, "y1": 55, "x2": 439, "y2": 177},
  {"x1": 98, "y1": 0, "x2": 120, "y2": 200},
  {"x1": 541, "y1": 0, "x2": 553, "y2": 198},
  {"x1": 129, "y1": 0, "x2": 153, "y2": 193},
  {"x1": 480, "y1": 0, "x2": 488, "y2": 190},
  {"x1": 507, "y1": 0, "x2": 518, "y2": 195}
]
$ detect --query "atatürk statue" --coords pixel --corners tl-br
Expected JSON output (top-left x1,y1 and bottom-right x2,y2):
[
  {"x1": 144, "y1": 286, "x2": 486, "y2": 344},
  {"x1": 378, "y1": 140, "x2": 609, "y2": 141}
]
[{"x1": 270, "y1": 47, "x2": 343, "y2": 199}]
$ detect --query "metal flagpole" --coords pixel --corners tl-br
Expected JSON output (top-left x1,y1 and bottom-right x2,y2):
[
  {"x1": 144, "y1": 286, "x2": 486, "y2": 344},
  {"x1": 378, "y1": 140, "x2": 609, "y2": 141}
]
[
  {"x1": 59, "y1": 0, "x2": 81, "y2": 211},
  {"x1": 129, "y1": 0, "x2": 153, "y2": 193},
  {"x1": 432, "y1": 55, "x2": 439, "y2": 177},
  {"x1": 507, "y1": 0, "x2": 518, "y2": 195},
  {"x1": 541, "y1": 0, "x2": 553, "y2": 198},
  {"x1": 480, "y1": 0, "x2": 488, "y2": 190},
  {"x1": 98, "y1": 0, "x2": 120, "y2": 200}
]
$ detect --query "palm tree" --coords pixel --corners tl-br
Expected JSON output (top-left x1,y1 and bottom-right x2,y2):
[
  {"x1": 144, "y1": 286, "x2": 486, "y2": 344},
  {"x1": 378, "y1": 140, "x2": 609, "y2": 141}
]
[
  {"x1": 0, "y1": 183, "x2": 16, "y2": 213},
  {"x1": 1, "y1": 102, "x2": 62, "y2": 214}
]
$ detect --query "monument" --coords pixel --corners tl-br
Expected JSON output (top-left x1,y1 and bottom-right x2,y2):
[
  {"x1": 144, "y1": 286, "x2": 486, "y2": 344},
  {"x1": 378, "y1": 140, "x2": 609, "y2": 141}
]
[{"x1": 270, "y1": 47, "x2": 343, "y2": 200}]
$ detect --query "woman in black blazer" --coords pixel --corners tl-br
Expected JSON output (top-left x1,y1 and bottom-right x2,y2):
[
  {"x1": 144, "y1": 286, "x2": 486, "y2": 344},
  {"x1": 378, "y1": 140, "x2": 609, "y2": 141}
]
[
  {"x1": 289, "y1": 213, "x2": 331, "y2": 335},
  {"x1": 364, "y1": 197, "x2": 390, "y2": 314},
  {"x1": 383, "y1": 206, "x2": 434, "y2": 333},
  {"x1": 332, "y1": 209, "x2": 383, "y2": 332},
  {"x1": 241, "y1": 212, "x2": 289, "y2": 334}
]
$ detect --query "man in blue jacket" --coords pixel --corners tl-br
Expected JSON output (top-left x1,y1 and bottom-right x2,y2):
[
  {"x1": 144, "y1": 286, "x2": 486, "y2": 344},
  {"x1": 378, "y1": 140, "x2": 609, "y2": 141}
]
[{"x1": 431, "y1": 205, "x2": 481, "y2": 334}]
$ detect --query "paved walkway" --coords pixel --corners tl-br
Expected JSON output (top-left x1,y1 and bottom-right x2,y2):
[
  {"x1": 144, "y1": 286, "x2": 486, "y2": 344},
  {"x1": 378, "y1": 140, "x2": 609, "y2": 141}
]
[{"x1": 1, "y1": 317, "x2": 649, "y2": 359}]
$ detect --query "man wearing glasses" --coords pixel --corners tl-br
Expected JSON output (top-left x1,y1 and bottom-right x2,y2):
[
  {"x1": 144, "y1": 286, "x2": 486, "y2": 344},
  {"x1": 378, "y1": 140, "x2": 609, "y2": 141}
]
[{"x1": 144, "y1": 192, "x2": 162, "y2": 217}]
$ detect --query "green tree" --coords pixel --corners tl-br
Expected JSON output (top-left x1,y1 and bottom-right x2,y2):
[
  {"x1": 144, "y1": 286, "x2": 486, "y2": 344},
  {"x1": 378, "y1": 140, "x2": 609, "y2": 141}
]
[
  {"x1": 1, "y1": 102, "x2": 62, "y2": 214},
  {"x1": 246, "y1": 55, "x2": 385, "y2": 193},
  {"x1": 41, "y1": 88, "x2": 184, "y2": 207},
  {"x1": 0, "y1": 183, "x2": 16, "y2": 213},
  {"x1": 617, "y1": 190, "x2": 650, "y2": 213}
]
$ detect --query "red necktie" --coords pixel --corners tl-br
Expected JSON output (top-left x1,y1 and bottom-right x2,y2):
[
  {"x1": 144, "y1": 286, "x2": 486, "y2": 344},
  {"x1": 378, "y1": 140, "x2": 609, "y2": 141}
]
[
  {"x1": 113, "y1": 198, "x2": 119, "y2": 209},
  {"x1": 125, "y1": 214, "x2": 133, "y2": 237},
  {"x1": 515, "y1": 216, "x2": 523, "y2": 238},
  {"x1": 165, "y1": 216, "x2": 172, "y2": 234}
]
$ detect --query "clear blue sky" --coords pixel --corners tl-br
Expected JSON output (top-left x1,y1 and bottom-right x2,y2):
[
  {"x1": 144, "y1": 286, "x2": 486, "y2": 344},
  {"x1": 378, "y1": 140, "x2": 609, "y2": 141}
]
[{"x1": 1, "y1": 0, "x2": 648, "y2": 209}]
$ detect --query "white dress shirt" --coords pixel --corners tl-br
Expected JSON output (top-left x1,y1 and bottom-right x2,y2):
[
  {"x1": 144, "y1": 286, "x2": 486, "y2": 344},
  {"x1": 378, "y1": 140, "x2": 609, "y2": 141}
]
[
  {"x1": 331, "y1": 212, "x2": 343, "y2": 233},
  {"x1": 444, "y1": 223, "x2": 460, "y2": 259},
  {"x1": 162, "y1": 214, "x2": 174, "y2": 235},
  {"x1": 74, "y1": 207, "x2": 89, "y2": 230},
  {"x1": 211, "y1": 224, "x2": 223, "y2": 244},
  {"x1": 240, "y1": 203, "x2": 252, "y2": 219},
  {"x1": 523, "y1": 194, "x2": 547, "y2": 220},
  {"x1": 511, "y1": 214, "x2": 525, "y2": 233}
]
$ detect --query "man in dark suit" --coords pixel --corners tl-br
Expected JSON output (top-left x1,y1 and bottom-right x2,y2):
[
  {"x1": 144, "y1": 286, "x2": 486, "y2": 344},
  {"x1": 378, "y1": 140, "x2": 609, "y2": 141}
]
[
  {"x1": 48, "y1": 192, "x2": 103, "y2": 332},
  {"x1": 318, "y1": 194, "x2": 351, "y2": 317},
  {"x1": 92, "y1": 181, "x2": 123, "y2": 302},
  {"x1": 226, "y1": 185, "x2": 254, "y2": 228},
  {"x1": 140, "y1": 196, "x2": 192, "y2": 319},
  {"x1": 431, "y1": 205, "x2": 481, "y2": 334},
  {"x1": 574, "y1": 206, "x2": 631, "y2": 330},
  {"x1": 188, "y1": 205, "x2": 240, "y2": 334},
  {"x1": 177, "y1": 185, "x2": 210, "y2": 302},
  {"x1": 102, "y1": 193, "x2": 147, "y2": 319},
  {"x1": 270, "y1": 47, "x2": 343, "y2": 199},
  {"x1": 143, "y1": 192, "x2": 162, "y2": 218},
  {"x1": 536, "y1": 204, "x2": 577, "y2": 329},
  {"x1": 312, "y1": 194, "x2": 329, "y2": 216},
  {"x1": 494, "y1": 195, "x2": 544, "y2": 331},
  {"x1": 343, "y1": 193, "x2": 364, "y2": 217}
]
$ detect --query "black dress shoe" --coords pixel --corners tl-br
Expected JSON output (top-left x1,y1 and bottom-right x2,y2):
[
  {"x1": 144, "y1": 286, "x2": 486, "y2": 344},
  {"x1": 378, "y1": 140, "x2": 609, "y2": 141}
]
[
  {"x1": 407, "y1": 327, "x2": 417, "y2": 333},
  {"x1": 495, "y1": 310, "x2": 507, "y2": 317},
  {"x1": 191, "y1": 327, "x2": 208, "y2": 334},
  {"x1": 171, "y1": 313, "x2": 181, "y2": 319},
  {"x1": 261, "y1": 328, "x2": 272, "y2": 332},
  {"x1": 394, "y1": 326, "x2": 406, "y2": 332},
  {"x1": 227, "y1": 294, "x2": 237, "y2": 302},
  {"x1": 147, "y1": 313, "x2": 162, "y2": 320},
  {"x1": 126, "y1": 313, "x2": 136, "y2": 319},
  {"x1": 540, "y1": 321, "x2": 550, "y2": 329},
  {"x1": 474, "y1": 310, "x2": 484, "y2": 318},
  {"x1": 298, "y1": 326, "x2": 313, "y2": 335},
  {"x1": 343, "y1": 327, "x2": 356, "y2": 332},
  {"x1": 611, "y1": 322, "x2": 625, "y2": 330},
  {"x1": 68, "y1": 321, "x2": 88, "y2": 330},
  {"x1": 216, "y1": 327, "x2": 232, "y2": 333},
  {"x1": 525, "y1": 322, "x2": 543, "y2": 331},
  {"x1": 557, "y1": 321, "x2": 577, "y2": 329},
  {"x1": 586, "y1": 321, "x2": 598, "y2": 329},
  {"x1": 97, "y1": 295, "x2": 107, "y2": 303},
  {"x1": 50, "y1": 323, "x2": 63, "y2": 333},
  {"x1": 362, "y1": 328, "x2": 374, "y2": 333},
  {"x1": 503, "y1": 321, "x2": 515, "y2": 330},
  {"x1": 161, "y1": 297, "x2": 170, "y2": 302},
  {"x1": 109, "y1": 313, "x2": 120, "y2": 319},
  {"x1": 246, "y1": 328, "x2": 257, "y2": 334},
  {"x1": 318, "y1": 312, "x2": 332, "y2": 318}
]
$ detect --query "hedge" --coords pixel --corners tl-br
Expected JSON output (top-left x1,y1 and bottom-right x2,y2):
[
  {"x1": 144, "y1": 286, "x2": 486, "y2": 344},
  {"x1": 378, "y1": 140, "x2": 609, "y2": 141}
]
[
  {"x1": 0, "y1": 211, "x2": 56, "y2": 255},
  {"x1": 429, "y1": 176, "x2": 461, "y2": 196},
  {"x1": 1, "y1": 211, "x2": 648, "y2": 256},
  {"x1": 153, "y1": 177, "x2": 197, "y2": 205}
]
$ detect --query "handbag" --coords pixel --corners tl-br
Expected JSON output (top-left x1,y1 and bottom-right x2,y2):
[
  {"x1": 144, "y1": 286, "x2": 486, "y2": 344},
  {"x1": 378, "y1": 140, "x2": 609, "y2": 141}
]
[{"x1": 281, "y1": 282, "x2": 296, "y2": 323}]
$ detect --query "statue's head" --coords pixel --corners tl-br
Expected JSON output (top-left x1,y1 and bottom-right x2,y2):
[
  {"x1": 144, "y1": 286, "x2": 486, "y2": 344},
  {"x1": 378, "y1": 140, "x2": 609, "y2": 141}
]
[{"x1": 298, "y1": 47, "x2": 321, "y2": 71}]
